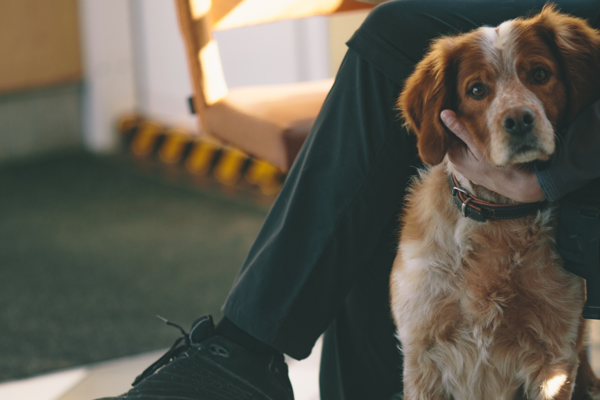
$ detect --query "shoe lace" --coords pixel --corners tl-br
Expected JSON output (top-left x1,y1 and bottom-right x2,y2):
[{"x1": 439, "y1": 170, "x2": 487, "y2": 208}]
[{"x1": 131, "y1": 316, "x2": 191, "y2": 387}]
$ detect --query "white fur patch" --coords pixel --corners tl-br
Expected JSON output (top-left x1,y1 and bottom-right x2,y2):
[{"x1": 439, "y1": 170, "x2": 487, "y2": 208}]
[
  {"x1": 480, "y1": 27, "x2": 500, "y2": 55},
  {"x1": 496, "y1": 20, "x2": 515, "y2": 51},
  {"x1": 479, "y1": 20, "x2": 518, "y2": 75}
]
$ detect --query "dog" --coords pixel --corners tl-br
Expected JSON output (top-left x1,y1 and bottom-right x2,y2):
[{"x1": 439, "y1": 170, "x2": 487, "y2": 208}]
[{"x1": 391, "y1": 6, "x2": 600, "y2": 400}]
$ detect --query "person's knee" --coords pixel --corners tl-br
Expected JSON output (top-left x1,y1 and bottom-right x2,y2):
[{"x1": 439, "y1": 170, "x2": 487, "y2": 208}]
[
  {"x1": 361, "y1": 0, "x2": 455, "y2": 33},
  {"x1": 356, "y1": 0, "x2": 459, "y2": 64},
  {"x1": 360, "y1": 0, "x2": 424, "y2": 33}
]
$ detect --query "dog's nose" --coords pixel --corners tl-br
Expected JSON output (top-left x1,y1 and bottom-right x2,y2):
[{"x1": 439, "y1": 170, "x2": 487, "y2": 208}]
[{"x1": 502, "y1": 107, "x2": 536, "y2": 136}]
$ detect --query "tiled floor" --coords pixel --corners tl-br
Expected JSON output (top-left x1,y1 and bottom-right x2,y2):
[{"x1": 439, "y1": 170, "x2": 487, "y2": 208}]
[{"x1": 2, "y1": 321, "x2": 599, "y2": 400}]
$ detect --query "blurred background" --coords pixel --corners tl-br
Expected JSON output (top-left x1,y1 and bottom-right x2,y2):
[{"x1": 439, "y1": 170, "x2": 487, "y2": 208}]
[
  {"x1": 0, "y1": 0, "x2": 373, "y2": 391},
  {"x1": 3, "y1": 2, "x2": 599, "y2": 399}
]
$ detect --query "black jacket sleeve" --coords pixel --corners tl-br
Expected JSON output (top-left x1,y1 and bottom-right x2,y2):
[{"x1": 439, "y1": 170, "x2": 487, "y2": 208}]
[
  {"x1": 536, "y1": 100, "x2": 600, "y2": 203},
  {"x1": 535, "y1": 100, "x2": 600, "y2": 319},
  {"x1": 556, "y1": 179, "x2": 600, "y2": 319}
]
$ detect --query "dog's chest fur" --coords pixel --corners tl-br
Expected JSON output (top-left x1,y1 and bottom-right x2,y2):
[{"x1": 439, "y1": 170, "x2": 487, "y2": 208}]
[{"x1": 390, "y1": 163, "x2": 585, "y2": 399}]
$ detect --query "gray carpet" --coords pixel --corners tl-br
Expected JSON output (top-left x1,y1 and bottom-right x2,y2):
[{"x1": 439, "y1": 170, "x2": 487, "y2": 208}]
[{"x1": 0, "y1": 152, "x2": 269, "y2": 382}]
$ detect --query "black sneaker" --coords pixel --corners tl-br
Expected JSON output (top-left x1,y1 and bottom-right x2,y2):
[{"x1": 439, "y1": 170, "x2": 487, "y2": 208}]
[{"x1": 96, "y1": 315, "x2": 294, "y2": 400}]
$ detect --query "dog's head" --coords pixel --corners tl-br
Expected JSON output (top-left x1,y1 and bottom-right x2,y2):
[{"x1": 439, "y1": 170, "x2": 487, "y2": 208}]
[{"x1": 399, "y1": 5, "x2": 600, "y2": 167}]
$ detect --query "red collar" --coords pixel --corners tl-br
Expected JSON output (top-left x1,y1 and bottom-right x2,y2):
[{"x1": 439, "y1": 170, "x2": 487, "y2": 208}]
[{"x1": 449, "y1": 173, "x2": 547, "y2": 222}]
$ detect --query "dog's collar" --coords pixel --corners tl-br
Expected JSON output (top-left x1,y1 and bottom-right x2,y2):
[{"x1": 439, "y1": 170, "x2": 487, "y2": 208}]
[{"x1": 448, "y1": 173, "x2": 547, "y2": 222}]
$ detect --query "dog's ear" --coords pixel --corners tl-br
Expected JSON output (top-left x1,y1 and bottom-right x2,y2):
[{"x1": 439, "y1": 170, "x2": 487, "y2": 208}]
[
  {"x1": 535, "y1": 5, "x2": 600, "y2": 121},
  {"x1": 398, "y1": 37, "x2": 457, "y2": 166}
]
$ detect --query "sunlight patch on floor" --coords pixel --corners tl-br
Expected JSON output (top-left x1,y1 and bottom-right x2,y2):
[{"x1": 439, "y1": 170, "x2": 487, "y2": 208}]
[
  {"x1": 0, "y1": 368, "x2": 89, "y2": 400},
  {"x1": 0, "y1": 339, "x2": 322, "y2": 400}
]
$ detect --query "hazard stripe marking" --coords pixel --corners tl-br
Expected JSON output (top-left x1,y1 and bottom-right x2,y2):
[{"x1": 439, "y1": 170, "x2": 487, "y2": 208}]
[
  {"x1": 159, "y1": 129, "x2": 191, "y2": 164},
  {"x1": 119, "y1": 116, "x2": 286, "y2": 195},
  {"x1": 131, "y1": 122, "x2": 162, "y2": 157}
]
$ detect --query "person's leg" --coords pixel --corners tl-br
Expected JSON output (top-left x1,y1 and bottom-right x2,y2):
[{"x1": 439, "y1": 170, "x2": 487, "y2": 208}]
[
  {"x1": 318, "y1": 214, "x2": 404, "y2": 400},
  {"x1": 222, "y1": 43, "x2": 419, "y2": 361}
]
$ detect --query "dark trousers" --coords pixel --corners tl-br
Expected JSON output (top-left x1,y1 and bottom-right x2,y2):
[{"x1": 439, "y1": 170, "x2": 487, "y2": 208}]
[{"x1": 222, "y1": 1, "x2": 600, "y2": 399}]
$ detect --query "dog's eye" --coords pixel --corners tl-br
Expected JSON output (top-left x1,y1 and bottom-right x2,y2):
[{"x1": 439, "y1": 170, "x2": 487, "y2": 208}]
[
  {"x1": 469, "y1": 84, "x2": 486, "y2": 99},
  {"x1": 533, "y1": 68, "x2": 549, "y2": 83}
]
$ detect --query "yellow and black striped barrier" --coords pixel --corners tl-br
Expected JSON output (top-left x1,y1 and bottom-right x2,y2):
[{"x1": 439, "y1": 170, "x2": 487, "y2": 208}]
[{"x1": 117, "y1": 116, "x2": 285, "y2": 195}]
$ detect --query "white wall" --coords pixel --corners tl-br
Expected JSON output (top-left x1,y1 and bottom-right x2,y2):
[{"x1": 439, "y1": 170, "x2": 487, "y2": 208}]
[
  {"x1": 129, "y1": 0, "x2": 330, "y2": 131},
  {"x1": 129, "y1": 0, "x2": 196, "y2": 130},
  {"x1": 78, "y1": 0, "x2": 136, "y2": 152},
  {"x1": 214, "y1": 16, "x2": 330, "y2": 88},
  {"x1": 78, "y1": 0, "x2": 332, "y2": 145}
]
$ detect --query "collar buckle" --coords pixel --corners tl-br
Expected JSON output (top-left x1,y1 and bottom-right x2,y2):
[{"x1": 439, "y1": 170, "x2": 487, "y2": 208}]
[
  {"x1": 452, "y1": 186, "x2": 469, "y2": 198},
  {"x1": 448, "y1": 173, "x2": 547, "y2": 222},
  {"x1": 461, "y1": 197, "x2": 472, "y2": 218},
  {"x1": 451, "y1": 185, "x2": 473, "y2": 218}
]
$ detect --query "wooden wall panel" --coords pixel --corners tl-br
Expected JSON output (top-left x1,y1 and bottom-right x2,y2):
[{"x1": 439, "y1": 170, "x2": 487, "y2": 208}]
[{"x1": 0, "y1": 0, "x2": 83, "y2": 93}]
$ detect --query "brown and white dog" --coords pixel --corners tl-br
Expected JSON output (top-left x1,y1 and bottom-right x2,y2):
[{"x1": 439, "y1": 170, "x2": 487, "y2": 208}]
[{"x1": 391, "y1": 6, "x2": 600, "y2": 400}]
